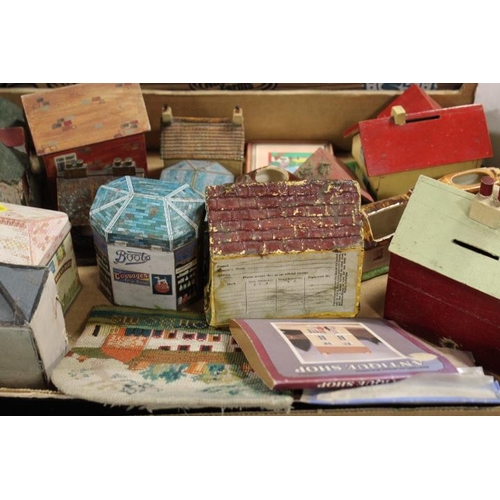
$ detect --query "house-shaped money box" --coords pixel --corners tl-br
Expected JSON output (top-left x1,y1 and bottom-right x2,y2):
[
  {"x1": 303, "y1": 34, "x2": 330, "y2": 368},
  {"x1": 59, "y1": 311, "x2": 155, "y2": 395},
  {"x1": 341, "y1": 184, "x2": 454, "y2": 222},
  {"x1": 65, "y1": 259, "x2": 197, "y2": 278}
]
[
  {"x1": 384, "y1": 176, "x2": 500, "y2": 375},
  {"x1": 160, "y1": 106, "x2": 245, "y2": 177},
  {"x1": 343, "y1": 83, "x2": 442, "y2": 139},
  {"x1": 205, "y1": 179, "x2": 364, "y2": 327},
  {"x1": 350, "y1": 104, "x2": 493, "y2": 200},
  {"x1": 0, "y1": 202, "x2": 81, "y2": 313},
  {"x1": 21, "y1": 83, "x2": 151, "y2": 208},
  {"x1": 0, "y1": 264, "x2": 68, "y2": 389},
  {"x1": 90, "y1": 176, "x2": 205, "y2": 310}
]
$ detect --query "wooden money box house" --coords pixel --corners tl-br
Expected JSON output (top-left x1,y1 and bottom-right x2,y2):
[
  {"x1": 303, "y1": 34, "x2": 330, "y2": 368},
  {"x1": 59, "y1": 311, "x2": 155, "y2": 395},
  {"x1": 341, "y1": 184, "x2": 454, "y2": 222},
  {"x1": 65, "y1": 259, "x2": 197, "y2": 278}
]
[
  {"x1": 0, "y1": 264, "x2": 68, "y2": 389},
  {"x1": 160, "y1": 106, "x2": 245, "y2": 177},
  {"x1": 90, "y1": 176, "x2": 205, "y2": 310},
  {"x1": 384, "y1": 176, "x2": 500, "y2": 375},
  {"x1": 205, "y1": 179, "x2": 364, "y2": 327},
  {"x1": 350, "y1": 103, "x2": 493, "y2": 200},
  {"x1": 343, "y1": 83, "x2": 442, "y2": 139},
  {"x1": 0, "y1": 202, "x2": 81, "y2": 313},
  {"x1": 21, "y1": 83, "x2": 151, "y2": 208}
]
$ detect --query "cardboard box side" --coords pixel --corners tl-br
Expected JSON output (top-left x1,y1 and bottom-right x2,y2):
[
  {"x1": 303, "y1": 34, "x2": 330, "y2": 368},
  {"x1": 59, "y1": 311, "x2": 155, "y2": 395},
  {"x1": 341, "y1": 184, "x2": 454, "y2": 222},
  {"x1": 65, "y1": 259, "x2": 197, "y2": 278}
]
[
  {"x1": 0, "y1": 85, "x2": 477, "y2": 154},
  {"x1": 142, "y1": 86, "x2": 478, "y2": 152}
]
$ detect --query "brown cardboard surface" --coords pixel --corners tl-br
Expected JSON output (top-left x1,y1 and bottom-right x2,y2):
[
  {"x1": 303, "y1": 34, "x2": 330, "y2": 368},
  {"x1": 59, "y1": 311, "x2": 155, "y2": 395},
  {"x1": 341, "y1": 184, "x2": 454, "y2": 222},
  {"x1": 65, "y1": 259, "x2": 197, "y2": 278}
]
[
  {"x1": 3, "y1": 264, "x2": 500, "y2": 415},
  {"x1": 141, "y1": 86, "x2": 477, "y2": 153},
  {"x1": 0, "y1": 84, "x2": 477, "y2": 161}
]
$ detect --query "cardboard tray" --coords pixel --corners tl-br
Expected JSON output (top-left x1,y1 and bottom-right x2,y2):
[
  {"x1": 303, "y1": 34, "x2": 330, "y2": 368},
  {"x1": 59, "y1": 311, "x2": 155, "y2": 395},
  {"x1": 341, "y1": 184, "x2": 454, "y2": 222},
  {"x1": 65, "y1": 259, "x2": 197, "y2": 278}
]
[
  {"x1": 2, "y1": 264, "x2": 499, "y2": 416},
  {"x1": 2, "y1": 83, "x2": 498, "y2": 415}
]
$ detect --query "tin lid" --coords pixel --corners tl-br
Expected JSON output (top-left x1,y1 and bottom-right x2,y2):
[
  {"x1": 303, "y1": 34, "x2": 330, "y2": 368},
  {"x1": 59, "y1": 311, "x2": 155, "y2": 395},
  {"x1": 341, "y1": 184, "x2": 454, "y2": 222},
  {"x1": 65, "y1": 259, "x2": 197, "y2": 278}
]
[
  {"x1": 0, "y1": 203, "x2": 71, "y2": 266},
  {"x1": 90, "y1": 176, "x2": 205, "y2": 251}
]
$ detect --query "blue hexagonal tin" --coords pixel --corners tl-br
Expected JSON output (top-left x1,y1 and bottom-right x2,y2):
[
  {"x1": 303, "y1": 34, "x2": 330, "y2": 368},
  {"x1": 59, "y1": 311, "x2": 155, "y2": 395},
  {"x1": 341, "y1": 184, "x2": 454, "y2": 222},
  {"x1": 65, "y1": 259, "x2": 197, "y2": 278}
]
[{"x1": 90, "y1": 176, "x2": 205, "y2": 310}]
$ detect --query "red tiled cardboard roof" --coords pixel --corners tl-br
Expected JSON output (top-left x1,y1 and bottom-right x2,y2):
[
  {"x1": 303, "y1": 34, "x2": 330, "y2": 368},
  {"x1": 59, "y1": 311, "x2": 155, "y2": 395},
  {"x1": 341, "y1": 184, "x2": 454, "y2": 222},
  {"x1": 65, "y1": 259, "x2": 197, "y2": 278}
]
[
  {"x1": 161, "y1": 117, "x2": 245, "y2": 162},
  {"x1": 207, "y1": 179, "x2": 362, "y2": 256}
]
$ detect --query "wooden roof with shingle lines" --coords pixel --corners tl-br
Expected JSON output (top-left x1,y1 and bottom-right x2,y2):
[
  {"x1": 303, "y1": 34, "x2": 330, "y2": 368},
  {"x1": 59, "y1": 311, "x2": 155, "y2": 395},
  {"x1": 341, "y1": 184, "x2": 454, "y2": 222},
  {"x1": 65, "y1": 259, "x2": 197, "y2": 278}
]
[{"x1": 161, "y1": 116, "x2": 245, "y2": 162}]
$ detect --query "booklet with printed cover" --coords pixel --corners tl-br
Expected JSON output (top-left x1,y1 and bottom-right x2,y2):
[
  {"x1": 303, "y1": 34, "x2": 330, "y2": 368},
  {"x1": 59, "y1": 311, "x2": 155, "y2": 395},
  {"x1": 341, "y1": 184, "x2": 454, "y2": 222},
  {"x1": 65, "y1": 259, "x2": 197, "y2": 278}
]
[{"x1": 229, "y1": 318, "x2": 461, "y2": 390}]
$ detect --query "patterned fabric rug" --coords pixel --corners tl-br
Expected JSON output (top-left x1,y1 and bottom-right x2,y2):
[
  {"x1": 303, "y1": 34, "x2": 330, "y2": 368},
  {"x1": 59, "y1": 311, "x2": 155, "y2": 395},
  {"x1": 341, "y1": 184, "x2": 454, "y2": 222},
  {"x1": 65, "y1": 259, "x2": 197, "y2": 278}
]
[{"x1": 51, "y1": 306, "x2": 293, "y2": 412}]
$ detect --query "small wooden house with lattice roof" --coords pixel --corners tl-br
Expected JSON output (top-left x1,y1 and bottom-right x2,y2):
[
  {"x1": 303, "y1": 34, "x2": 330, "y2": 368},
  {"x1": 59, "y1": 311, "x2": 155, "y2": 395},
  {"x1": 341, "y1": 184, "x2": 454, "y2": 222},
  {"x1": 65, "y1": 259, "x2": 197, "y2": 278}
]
[{"x1": 160, "y1": 106, "x2": 245, "y2": 177}]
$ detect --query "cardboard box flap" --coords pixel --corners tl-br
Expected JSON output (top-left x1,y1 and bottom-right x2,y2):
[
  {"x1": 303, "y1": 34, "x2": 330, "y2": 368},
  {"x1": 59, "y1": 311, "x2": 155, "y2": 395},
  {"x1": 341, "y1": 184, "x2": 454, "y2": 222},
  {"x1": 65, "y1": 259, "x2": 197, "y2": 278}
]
[
  {"x1": 0, "y1": 203, "x2": 71, "y2": 266},
  {"x1": 2, "y1": 84, "x2": 477, "y2": 154},
  {"x1": 141, "y1": 85, "x2": 478, "y2": 152},
  {"x1": 21, "y1": 83, "x2": 151, "y2": 156},
  {"x1": 360, "y1": 104, "x2": 493, "y2": 177},
  {"x1": 389, "y1": 176, "x2": 500, "y2": 301}
]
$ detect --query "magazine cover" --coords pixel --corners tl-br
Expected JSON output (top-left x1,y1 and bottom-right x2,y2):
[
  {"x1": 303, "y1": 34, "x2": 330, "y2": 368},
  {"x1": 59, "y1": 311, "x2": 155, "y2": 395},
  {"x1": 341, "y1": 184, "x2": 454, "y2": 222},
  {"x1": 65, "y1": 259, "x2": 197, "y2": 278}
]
[{"x1": 229, "y1": 318, "x2": 461, "y2": 390}]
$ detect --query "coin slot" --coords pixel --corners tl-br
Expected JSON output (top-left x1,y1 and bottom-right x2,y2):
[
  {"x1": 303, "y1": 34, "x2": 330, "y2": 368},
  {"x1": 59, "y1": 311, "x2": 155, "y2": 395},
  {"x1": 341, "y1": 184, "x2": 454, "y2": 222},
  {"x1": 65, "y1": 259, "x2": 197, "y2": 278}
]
[
  {"x1": 406, "y1": 115, "x2": 441, "y2": 124},
  {"x1": 452, "y1": 239, "x2": 499, "y2": 260}
]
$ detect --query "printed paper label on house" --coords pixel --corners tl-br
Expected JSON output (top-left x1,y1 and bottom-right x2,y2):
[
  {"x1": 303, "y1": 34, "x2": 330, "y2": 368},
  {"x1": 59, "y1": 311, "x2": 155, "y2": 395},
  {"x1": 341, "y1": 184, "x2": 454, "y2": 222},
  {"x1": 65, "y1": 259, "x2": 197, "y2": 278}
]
[
  {"x1": 108, "y1": 244, "x2": 177, "y2": 309},
  {"x1": 211, "y1": 250, "x2": 361, "y2": 324}
]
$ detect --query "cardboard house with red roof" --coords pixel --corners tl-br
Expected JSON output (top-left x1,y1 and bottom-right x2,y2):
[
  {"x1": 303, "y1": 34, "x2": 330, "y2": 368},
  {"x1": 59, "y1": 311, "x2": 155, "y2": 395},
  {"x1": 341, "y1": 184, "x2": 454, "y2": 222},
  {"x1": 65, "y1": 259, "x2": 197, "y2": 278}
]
[
  {"x1": 343, "y1": 84, "x2": 493, "y2": 200},
  {"x1": 205, "y1": 178, "x2": 364, "y2": 327},
  {"x1": 21, "y1": 83, "x2": 151, "y2": 208}
]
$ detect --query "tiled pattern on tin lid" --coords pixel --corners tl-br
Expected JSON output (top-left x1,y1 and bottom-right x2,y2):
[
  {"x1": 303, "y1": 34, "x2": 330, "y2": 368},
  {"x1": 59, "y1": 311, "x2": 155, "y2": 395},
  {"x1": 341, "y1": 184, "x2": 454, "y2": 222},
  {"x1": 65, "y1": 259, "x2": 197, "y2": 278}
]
[
  {"x1": 206, "y1": 179, "x2": 362, "y2": 256},
  {"x1": 160, "y1": 160, "x2": 235, "y2": 198},
  {"x1": 90, "y1": 176, "x2": 205, "y2": 251}
]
